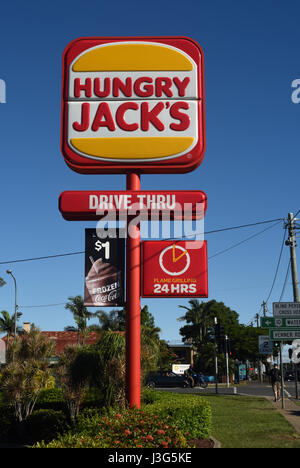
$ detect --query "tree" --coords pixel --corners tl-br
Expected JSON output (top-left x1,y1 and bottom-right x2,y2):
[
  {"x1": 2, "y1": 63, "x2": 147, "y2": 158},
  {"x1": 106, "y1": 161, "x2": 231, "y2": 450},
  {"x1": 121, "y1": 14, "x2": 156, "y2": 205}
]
[
  {"x1": 65, "y1": 295, "x2": 97, "y2": 345},
  {"x1": 178, "y1": 299, "x2": 240, "y2": 346},
  {"x1": 178, "y1": 299, "x2": 213, "y2": 346},
  {"x1": 55, "y1": 345, "x2": 90, "y2": 420},
  {"x1": 94, "y1": 331, "x2": 126, "y2": 408},
  {"x1": 0, "y1": 277, "x2": 5, "y2": 288},
  {"x1": 1, "y1": 325, "x2": 54, "y2": 422},
  {"x1": 96, "y1": 308, "x2": 126, "y2": 331},
  {"x1": 0, "y1": 310, "x2": 23, "y2": 348}
]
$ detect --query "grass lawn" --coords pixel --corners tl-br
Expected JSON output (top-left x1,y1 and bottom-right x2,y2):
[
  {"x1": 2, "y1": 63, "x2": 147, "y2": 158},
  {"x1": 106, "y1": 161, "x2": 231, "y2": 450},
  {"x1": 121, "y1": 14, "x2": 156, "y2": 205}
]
[{"x1": 202, "y1": 393, "x2": 300, "y2": 448}]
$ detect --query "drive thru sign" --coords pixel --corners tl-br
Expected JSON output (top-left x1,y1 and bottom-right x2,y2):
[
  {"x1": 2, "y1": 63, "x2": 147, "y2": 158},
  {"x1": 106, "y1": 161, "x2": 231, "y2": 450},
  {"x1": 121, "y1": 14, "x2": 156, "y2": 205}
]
[{"x1": 61, "y1": 36, "x2": 205, "y2": 174}]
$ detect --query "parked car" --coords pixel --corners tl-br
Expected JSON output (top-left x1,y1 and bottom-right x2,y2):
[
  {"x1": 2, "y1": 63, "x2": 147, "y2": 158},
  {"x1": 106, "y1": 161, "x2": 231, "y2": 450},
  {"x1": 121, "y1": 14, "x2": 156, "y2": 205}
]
[{"x1": 146, "y1": 371, "x2": 189, "y2": 388}]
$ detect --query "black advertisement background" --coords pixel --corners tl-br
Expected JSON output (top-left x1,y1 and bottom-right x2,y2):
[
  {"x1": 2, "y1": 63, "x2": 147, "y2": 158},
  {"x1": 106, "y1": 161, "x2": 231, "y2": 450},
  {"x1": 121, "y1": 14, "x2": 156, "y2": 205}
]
[{"x1": 84, "y1": 228, "x2": 125, "y2": 307}]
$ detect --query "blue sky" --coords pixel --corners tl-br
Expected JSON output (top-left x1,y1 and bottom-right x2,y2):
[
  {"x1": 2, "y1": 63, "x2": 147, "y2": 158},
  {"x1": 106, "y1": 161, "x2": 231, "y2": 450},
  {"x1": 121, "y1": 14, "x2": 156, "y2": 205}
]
[{"x1": 0, "y1": 0, "x2": 299, "y2": 346}]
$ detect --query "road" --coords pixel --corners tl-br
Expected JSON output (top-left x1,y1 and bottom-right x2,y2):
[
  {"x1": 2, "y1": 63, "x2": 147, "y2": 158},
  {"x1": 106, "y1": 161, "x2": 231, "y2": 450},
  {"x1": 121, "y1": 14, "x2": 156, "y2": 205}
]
[{"x1": 154, "y1": 380, "x2": 300, "y2": 400}]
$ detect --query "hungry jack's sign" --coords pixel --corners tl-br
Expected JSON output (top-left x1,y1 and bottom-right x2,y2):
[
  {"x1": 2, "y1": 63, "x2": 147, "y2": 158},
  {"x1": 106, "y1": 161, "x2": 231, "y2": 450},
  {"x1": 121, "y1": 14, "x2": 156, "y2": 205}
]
[{"x1": 61, "y1": 36, "x2": 205, "y2": 174}]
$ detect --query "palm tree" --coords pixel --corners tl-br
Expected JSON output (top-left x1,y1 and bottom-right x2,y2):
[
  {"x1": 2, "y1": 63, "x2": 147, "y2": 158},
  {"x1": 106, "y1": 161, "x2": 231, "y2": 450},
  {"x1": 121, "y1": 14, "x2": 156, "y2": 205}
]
[
  {"x1": 65, "y1": 296, "x2": 97, "y2": 345},
  {"x1": 0, "y1": 310, "x2": 22, "y2": 349},
  {"x1": 177, "y1": 299, "x2": 213, "y2": 345},
  {"x1": 96, "y1": 308, "x2": 126, "y2": 331}
]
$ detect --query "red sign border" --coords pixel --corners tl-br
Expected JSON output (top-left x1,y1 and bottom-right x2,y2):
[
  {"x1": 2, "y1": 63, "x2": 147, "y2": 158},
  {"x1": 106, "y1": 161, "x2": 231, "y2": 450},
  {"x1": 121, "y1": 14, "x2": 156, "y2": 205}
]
[{"x1": 61, "y1": 36, "x2": 205, "y2": 174}]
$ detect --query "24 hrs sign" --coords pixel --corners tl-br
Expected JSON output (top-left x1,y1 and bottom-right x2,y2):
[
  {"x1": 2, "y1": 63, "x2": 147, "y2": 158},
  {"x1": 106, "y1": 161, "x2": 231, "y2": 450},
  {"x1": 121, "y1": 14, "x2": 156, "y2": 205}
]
[{"x1": 141, "y1": 240, "x2": 208, "y2": 297}]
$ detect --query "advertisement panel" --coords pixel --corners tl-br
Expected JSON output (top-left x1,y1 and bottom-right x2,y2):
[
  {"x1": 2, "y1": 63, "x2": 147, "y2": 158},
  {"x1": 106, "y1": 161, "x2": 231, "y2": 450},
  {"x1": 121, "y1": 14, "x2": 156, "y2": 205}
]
[
  {"x1": 141, "y1": 240, "x2": 208, "y2": 297},
  {"x1": 61, "y1": 36, "x2": 205, "y2": 174},
  {"x1": 84, "y1": 229, "x2": 125, "y2": 307}
]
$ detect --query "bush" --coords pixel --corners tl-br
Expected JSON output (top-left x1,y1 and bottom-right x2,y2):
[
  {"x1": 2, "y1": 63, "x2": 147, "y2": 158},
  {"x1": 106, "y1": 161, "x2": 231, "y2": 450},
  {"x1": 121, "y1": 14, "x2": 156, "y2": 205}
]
[
  {"x1": 35, "y1": 388, "x2": 65, "y2": 411},
  {"x1": 142, "y1": 391, "x2": 212, "y2": 440},
  {"x1": 34, "y1": 407, "x2": 188, "y2": 448},
  {"x1": 21, "y1": 409, "x2": 70, "y2": 444},
  {"x1": 0, "y1": 406, "x2": 18, "y2": 442}
]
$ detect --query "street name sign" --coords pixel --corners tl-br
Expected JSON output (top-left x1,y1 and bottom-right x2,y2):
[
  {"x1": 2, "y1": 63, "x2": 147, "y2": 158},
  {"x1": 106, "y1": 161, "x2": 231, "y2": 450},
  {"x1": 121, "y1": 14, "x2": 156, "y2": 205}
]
[
  {"x1": 141, "y1": 240, "x2": 208, "y2": 297},
  {"x1": 59, "y1": 190, "x2": 207, "y2": 221},
  {"x1": 273, "y1": 302, "x2": 300, "y2": 317},
  {"x1": 269, "y1": 329, "x2": 300, "y2": 341},
  {"x1": 261, "y1": 317, "x2": 300, "y2": 329},
  {"x1": 61, "y1": 36, "x2": 205, "y2": 174}
]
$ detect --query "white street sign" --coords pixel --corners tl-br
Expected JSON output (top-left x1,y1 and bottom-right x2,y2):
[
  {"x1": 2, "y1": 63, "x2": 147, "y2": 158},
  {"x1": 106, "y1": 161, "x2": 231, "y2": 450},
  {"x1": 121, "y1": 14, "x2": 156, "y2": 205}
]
[{"x1": 273, "y1": 302, "x2": 300, "y2": 317}]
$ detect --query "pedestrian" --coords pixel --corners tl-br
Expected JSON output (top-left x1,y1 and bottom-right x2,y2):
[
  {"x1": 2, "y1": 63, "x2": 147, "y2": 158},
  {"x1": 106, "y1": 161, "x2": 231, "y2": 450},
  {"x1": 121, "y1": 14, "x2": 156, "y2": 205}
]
[
  {"x1": 269, "y1": 363, "x2": 281, "y2": 402},
  {"x1": 185, "y1": 365, "x2": 195, "y2": 388}
]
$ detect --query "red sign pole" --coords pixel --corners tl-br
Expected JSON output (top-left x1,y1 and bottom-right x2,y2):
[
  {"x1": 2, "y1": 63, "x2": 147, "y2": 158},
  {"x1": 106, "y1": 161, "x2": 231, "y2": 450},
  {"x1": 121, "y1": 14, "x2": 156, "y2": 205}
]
[{"x1": 125, "y1": 172, "x2": 141, "y2": 408}]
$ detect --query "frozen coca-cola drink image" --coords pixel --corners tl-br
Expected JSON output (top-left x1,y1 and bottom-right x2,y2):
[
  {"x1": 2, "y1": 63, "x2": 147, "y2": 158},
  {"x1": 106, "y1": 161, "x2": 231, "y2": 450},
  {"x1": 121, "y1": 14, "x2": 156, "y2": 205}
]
[
  {"x1": 84, "y1": 229, "x2": 125, "y2": 307},
  {"x1": 85, "y1": 257, "x2": 123, "y2": 306}
]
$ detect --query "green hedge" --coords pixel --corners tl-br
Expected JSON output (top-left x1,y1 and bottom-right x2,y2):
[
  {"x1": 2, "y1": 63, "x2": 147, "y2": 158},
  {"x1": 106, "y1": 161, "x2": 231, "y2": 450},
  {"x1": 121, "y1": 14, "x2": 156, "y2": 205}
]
[
  {"x1": 142, "y1": 390, "x2": 212, "y2": 440},
  {"x1": 34, "y1": 391, "x2": 212, "y2": 448},
  {"x1": 20, "y1": 409, "x2": 70, "y2": 444}
]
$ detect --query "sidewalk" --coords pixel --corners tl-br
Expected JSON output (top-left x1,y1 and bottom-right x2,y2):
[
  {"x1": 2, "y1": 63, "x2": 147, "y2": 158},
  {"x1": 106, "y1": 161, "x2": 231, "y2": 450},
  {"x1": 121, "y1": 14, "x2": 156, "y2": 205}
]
[{"x1": 268, "y1": 396, "x2": 300, "y2": 434}]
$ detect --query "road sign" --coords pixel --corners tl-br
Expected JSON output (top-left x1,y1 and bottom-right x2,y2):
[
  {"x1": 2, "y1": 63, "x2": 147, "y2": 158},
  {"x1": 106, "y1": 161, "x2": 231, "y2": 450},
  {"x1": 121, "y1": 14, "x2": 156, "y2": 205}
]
[
  {"x1": 141, "y1": 240, "x2": 208, "y2": 297},
  {"x1": 61, "y1": 36, "x2": 205, "y2": 174},
  {"x1": 269, "y1": 329, "x2": 300, "y2": 341},
  {"x1": 261, "y1": 317, "x2": 300, "y2": 329},
  {"x1": 258, "y1": 335, "x2": 273, "y2": 354},
  {"x1": 59, "y1": 190, "x2": 207, "y2": 221},
  {"x1": 273, "y1": 302, "x2": 300, "y2": 317}
]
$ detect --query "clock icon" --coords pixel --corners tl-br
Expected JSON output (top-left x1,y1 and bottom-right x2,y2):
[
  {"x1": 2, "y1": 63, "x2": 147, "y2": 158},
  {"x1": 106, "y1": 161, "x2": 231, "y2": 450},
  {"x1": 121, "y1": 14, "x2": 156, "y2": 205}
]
[{"x1": 159, "y1": 243, "x2": 190, "y2": 276}]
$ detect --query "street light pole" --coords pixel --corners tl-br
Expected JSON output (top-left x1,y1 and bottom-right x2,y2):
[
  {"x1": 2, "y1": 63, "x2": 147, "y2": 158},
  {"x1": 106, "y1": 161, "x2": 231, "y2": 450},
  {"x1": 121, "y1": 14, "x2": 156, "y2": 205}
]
[{"x1": 6, "y1": 270, "x2": 18, "y2": 340}]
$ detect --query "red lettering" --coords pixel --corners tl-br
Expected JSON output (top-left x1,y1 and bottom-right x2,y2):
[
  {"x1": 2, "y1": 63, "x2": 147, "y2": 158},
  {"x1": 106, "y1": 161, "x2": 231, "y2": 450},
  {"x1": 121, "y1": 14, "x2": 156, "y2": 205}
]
[
  {"x1": 116, "y1": 102, "x2": 139, "y2": 131},
  {"x1": 134, "y1": 77, "x2": 153, "y2": 97},
  {"x1": 94, "y1": 78, "x2": 111, "y2": 97},
  {"x1": 113, "y1": 77, "x2": 133, "y2": 97},
  {"x1": 74, "y1": 78, "x2": 92, "y2": 98},
  {"x1": 73, "y1": 103, "x2": 90, "y2": 131},
  {"x1": 141, "y1": 102, "x2": 165, "y2": 131},
  {"x1": 173, "y1": 77, "x2": 190, "y2": 97},
  {"x1": 170, "y1": 102, "x2": 190, "y2": 131},
  {"x1": 91, "y1": 103, "x2": 116, "y2": 132},
  {"x1": 155, "y1": 77, "x2": 173, "y2": 97}
]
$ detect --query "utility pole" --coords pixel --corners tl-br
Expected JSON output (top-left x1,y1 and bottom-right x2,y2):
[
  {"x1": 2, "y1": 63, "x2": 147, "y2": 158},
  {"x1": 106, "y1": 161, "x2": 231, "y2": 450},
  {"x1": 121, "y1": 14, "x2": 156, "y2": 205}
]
[
  {"x1": 286, "y1": 212, "x2": 300, "y2": 401},
  {"x1": 286, "y1": 213, "x2": 300, "y2": 302},
  {"x1": 262, "y1": 301, "x2": 267, "y2": 317}
]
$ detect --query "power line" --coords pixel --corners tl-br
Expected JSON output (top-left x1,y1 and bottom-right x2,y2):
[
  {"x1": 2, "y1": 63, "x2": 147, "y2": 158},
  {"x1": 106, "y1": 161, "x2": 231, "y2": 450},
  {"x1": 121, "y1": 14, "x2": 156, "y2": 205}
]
[
  {"x1": 279, "y1": 259, "x2": 291, "y2": 302},
  {"x1": 204, "y1": 217, "x2": 283, "y2": 235},
  {"x1": 19, "y1": 303, "x2": 66, "y2": 309},
  {"x1": 208, "y1": 220, "x2": 282, "y2": 260},
  {"x1": 0, "y1": 251, "x2": 84, "y2": 265},
  {"x1": 0, "y1": 217, "x2": 284, "y2": 265}
]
